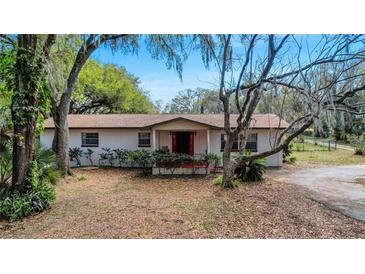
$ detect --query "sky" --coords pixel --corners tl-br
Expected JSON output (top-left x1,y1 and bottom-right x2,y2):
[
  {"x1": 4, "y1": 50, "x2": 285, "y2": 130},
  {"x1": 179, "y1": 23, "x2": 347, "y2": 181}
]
[
  {"x1": 92, "y1": 43, "x2": 219, "y2": 106},
  {"x1": 91, "y1": 35, "x2": 350, "y2": 107}
]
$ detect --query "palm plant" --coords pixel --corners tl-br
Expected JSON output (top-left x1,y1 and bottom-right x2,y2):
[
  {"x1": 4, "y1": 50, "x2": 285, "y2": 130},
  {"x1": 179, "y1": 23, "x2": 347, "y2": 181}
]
[
  {"x1": 69, "y1": 147, "x2": 83, "y2": 166},
  {"x1": 100, "y1": 148, "x2": 115, "y2": 167},
  {"x1": 84, "y1": 148, "x2": 94, "y2": 166},
  {"x1": 34, "y1": 144, "x2": 60, "y2": 185},
  {"x1": 234, "y1": 158, "x2": 266, "y2": 182}
]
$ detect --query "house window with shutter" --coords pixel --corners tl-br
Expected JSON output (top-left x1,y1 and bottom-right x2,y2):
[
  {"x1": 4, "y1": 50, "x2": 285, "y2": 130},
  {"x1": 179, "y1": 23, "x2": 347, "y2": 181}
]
[
  {"x1": 81, "y1": 133, "x2": 99, "y2": 147},
  {"x1": 138, "y1": 132, "x2": 151, "y2": 147}
]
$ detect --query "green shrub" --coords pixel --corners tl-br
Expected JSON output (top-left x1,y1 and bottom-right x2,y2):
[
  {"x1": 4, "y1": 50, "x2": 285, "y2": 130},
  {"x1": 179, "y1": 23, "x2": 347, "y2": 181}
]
[
  {"x1": 0, "y1": 183, "x2": 55, "y2": 221},
  {"x1": 0, "y1": 142, "x2": 12, "y2": 196},
  {"x1": 234, "y1": 158, "x2": 266, "y2": 182},
  {"x1": 348, "y1": 134, "x2": 365, "y2": 156},
  {"x1": 113, "y1": 148, "x2": 129, "y2": 167},
  {"x1": 0, "y1": 194, "x2": 30, "y2": 221},
  {"x1": 77, "y1": 175, "x2": 86, "y2": 181},
  {"x1": 26, "y1": 183, "x2": 56, "y2": 214},
  {"x1": 213, "y1": 176, "x2": 223, "y2": 186},
  {"x1": 204, "y1": 153, "x2": 221, "y2": 173},
  {"x1": 0, "y1": 143, "x2": 58, "y2": 221},
  {"x1": 212, "y1": 176, "x2": 240, "y2": 187},
  {"x1": 286, "y1": 156, "x2": 297, "y2": 163},
  {"x1": 283, "y1": 143, "x2": 296, "y2": 163},
  {"x1": 128, "y1": 150, "x2": 155, "y2": 175},
  {"x1": 154, "y1": 152, "x2": 194, "y2": 175}
]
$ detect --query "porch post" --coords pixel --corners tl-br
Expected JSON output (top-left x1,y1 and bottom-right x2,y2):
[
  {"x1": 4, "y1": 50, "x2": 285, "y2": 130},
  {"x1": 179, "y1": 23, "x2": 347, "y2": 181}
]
[
  {"x1": 152, "y1": 129, "x2": 156, "y2": 151},
  {"x1": 206, "y1": 129, "x2": 210, "y2": 154}
]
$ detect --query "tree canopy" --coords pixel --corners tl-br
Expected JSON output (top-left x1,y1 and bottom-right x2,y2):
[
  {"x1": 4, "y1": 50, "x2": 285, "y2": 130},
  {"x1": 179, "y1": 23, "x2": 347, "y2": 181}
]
[
  {"x1": 163, "y1": 88, "x2": 223, "y2": 114},
  {"x1": 71, "y1": 60, "x2": 154, "y2": 114}
]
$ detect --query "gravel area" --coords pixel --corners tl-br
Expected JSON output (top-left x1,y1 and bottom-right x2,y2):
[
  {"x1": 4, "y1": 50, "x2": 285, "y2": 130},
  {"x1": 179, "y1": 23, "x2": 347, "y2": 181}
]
[{"x1": 1, "y1": 168, "x2": 364, "y2": 239}]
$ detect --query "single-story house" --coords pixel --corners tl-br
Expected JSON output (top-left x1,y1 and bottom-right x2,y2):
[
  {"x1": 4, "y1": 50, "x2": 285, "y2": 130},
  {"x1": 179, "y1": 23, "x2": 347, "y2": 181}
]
[{"x1": 41, "y1": 113, "x2": 288, "y2": 169}]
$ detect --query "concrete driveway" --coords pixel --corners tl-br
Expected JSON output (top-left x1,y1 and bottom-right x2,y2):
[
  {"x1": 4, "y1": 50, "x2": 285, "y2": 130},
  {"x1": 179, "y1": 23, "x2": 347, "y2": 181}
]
[{"x1": 276, "y1": 165, "x2": 365, "y2": 222}]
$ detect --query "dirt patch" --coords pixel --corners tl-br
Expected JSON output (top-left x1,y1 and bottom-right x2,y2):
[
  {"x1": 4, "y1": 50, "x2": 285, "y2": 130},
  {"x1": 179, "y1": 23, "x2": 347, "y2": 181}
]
[
  {"x1": 354, "y1": 176, "x2": 365, "y2": 186},
  {"x1": 1, "y1": 168, "x2": 364, "y2": 239}
]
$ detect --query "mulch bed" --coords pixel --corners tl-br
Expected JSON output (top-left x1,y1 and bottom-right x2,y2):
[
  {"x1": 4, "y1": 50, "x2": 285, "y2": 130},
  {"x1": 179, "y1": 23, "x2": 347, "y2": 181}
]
[{"x1": 0, "y1": 168, "x2": 364, "y2": 239}]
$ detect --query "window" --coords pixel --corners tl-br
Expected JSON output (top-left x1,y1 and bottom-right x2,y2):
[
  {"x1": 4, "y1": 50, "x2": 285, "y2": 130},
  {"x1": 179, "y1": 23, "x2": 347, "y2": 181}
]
[
  {"x1": 220, "y1": 134, "x2": 225, "y2": 151},
  {"x1": 81, "y1": 132, "x2": 99, "y2": 147},
  {"x1": 220, "y1": 134, "x2": 240, "y2": 151},
  {"x1": 220, "y1": 133, "x2": 257, "y2": 152},
  {"x1": 245, "y1": 133, "x2": 257, "y2": 152},
  {"x1": 138, "y1": 132, "x2": 151, "y2": 147}
]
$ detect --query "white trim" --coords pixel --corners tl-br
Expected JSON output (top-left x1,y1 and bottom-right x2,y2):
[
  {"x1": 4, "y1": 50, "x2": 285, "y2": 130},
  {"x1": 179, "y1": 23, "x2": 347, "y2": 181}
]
[
  {"x1": 206, "y1": 129, "x2": 210, "y2": 153},
  {"x1": 152, "y1": 129, "x2": 156, "y2": 150}
]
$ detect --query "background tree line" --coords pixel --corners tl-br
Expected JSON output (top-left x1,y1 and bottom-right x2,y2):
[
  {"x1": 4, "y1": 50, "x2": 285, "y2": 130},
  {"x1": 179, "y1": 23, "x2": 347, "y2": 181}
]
[{"x1": 163, "y1": 85, "x2": 365, "y2": 142}]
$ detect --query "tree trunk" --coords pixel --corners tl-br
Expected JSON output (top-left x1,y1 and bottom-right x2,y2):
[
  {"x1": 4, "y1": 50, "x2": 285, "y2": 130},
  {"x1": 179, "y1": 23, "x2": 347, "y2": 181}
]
[
  {"x1": 221, "y1": 134, "x2": 235, "y2": 188},
  {"x1": 52, "y1": 104, "x2": 71, "y2": 177},
  {"x1": 11, "y1": 107, "x2": 37, "y2": 193},
  {"x1": 50, "y1": 38, "x2": 98, "y2": 177},
  {"x1": 11, "y1": 35, "x2": 38, "y2": 192}
]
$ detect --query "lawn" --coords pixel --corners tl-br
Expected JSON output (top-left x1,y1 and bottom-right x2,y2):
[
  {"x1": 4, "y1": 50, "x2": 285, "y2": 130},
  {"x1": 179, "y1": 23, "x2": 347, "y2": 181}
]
[
  {"x1": 1, "y1": 168, "x2": 364, "y2": 239},
  {"x1": 292, "y1": 142, "x2": 365, "y2": 165},
  {"x1": 303, "y1": 135, "x2": 353, "y2": 147}
]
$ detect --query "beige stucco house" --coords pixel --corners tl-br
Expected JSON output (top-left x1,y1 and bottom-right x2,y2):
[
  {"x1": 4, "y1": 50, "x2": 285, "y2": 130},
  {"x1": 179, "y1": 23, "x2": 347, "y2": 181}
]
[{"x1": 41, "y1": 114, "x2": 288, "y2": 168}]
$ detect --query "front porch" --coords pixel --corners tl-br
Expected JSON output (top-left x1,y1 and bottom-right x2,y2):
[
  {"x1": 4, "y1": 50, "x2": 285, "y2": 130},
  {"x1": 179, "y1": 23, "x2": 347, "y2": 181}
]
[
  {"x1": 151, "y1": 129, "x2": 213, "y2": 175},
  {"x1": 147, "y1": 120, "x2": 218, "y2": 175},
  {"x1": 151, "y1": 129, "x2": 211, "y2": 156}
]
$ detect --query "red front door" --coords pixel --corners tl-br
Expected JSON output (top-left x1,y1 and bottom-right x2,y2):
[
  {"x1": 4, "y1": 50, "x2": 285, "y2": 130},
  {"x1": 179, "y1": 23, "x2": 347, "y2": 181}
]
[{"x1": 171, "y1": 131, "x2": 194, "y2": 155}]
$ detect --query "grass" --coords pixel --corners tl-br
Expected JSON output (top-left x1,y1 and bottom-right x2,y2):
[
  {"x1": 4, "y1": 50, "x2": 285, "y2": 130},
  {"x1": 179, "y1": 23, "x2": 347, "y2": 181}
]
[
  {"x1": 201, "y1": 221, "x2": 213, "y2": 232},
  {"x1": 292, "y1": 143, "x2": 365, "y2": 165},
  {"x1": 77, "y1": 175, "x2": 87, "y2": 181},
  {"x1": 303, "y1": 136, "x2": 353, "y2": 147},
  {"x1": 292, "y1": 142, "x2": 328, "y2": 152}
]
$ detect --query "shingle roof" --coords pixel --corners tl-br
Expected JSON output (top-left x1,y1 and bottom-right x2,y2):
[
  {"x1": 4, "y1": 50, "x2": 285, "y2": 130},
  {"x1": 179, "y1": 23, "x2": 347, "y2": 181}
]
[{"x1": 44, "y1": 114, "x2": 289, "y2": 129}]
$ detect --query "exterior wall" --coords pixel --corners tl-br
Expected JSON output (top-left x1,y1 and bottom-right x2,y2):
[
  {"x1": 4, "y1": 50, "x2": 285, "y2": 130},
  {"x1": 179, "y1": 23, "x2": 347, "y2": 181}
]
[
  {"x1": 209, "y1": 129, "x2": 283, "y2": 167},
  {"x1": 41, "y1": 128, "x2": 153, "y2": 167},
  {"x1": 40, "y1": 126, "x2": 284, "y2": 168}
]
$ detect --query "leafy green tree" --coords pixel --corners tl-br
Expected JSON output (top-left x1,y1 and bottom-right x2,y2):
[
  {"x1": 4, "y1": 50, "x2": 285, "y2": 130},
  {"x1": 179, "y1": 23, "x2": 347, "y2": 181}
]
[
  {"x1": 71, "y1": 60, "x2": 154, "y2": 114},
  {"x1": 164, "y1": 88, "x2": 223, "y2": 113},
  {"x1": 0, "y1": 35, "x2": 56, "y2": 192},
  {"x1": 48, "y1": 35, "x2": 187, "y2": 177},
  {"x1": 164, "y1": 89, "x2": 197, "y2": 113},
  {"x1": 0, "y1": 48, "x2": 15, "y2": 146}
]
